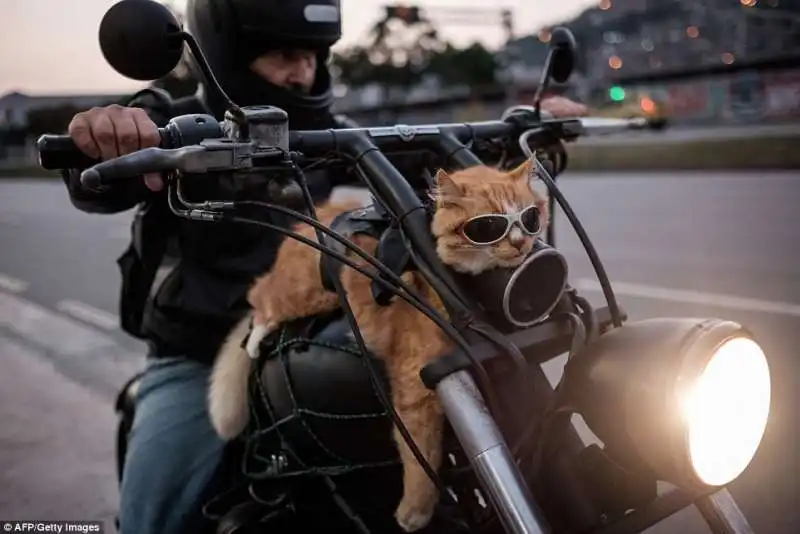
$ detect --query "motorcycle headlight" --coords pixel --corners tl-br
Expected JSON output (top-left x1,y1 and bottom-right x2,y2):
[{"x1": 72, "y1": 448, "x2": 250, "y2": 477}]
[
  {"x1": 682, "y1": 335, "x2": 771, "y2": 486},
  {"x1": 567, "y1": 318, "x2": 771, "y2": 490}
]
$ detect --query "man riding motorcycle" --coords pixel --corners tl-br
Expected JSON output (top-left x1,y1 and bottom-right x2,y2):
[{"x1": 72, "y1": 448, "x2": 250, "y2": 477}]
[{"x1": 62, "y1": 1, "x2": 589, "y2": 532}]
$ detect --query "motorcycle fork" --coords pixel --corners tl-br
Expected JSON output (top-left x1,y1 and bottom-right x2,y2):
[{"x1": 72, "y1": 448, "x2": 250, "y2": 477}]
[{"x1": 696, "y1": 490, "x2": 755, "y2": 534}]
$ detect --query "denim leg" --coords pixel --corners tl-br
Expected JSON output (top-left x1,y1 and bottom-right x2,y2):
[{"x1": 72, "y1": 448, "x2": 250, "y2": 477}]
[{"x1": 118, "y1": 356, "x2": 226, "y2": 534}]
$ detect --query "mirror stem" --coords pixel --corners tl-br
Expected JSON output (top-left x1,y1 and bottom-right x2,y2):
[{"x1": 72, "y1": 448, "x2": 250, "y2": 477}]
[
  {"x1": 180, "y1": 31, "x2": 250, "y2": 138},
  {"x1": 531, "y1": 51, "x2": 554, "y2": 120}
]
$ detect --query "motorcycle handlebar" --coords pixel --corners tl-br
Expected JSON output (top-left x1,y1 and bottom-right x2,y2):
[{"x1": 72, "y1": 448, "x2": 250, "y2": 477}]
[
  {"x1": 36, "y1": 110, "x2": 649, "y2": 190},
  {"x1": 35, "y1": 119, "x2": 526, "y2": 172}
]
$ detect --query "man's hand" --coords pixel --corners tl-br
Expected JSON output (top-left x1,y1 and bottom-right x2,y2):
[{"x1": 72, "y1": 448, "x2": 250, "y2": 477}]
[
  {"x1": 539, "y1": 96, "x2": 589, "y2": 118},
  {"x1": 68, "y1": 104, "x2": 164, "y2": 191}
]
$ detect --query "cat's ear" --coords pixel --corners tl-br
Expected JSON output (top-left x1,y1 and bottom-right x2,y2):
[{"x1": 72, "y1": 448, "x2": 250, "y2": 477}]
[
  {"x1": 508, "y1": 156, "x2": 535, "y2": 182},
  {"x1": 510, "y1": 156, "x2": 548, "y2": 198},
  {"x1": 433, "y1": 169, "x2": 462, "y2": 206}
]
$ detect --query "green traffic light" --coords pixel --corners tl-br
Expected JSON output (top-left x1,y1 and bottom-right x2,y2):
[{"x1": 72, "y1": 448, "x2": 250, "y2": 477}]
[{"x1": 609, "y1": 86, "x2": 626, "y2": 101}]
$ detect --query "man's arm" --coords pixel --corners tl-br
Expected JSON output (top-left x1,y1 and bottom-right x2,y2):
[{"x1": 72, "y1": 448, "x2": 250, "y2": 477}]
[
  {"x1": 539, "y1": 95, "x2": 589, "y2": 117},
  {"x1": 61, "y1": 88, "x2": 175, "y2": 214}
]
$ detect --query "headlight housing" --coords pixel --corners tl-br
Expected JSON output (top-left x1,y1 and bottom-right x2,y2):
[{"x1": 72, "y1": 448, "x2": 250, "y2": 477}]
[{"x1": 567, "y1": 318, "x2": 771, "y2": 490}]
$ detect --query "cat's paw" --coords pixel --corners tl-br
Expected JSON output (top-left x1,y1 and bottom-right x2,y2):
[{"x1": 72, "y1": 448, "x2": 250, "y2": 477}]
[
  {"x1": 395, "y1": 495, "x2": 437, "y2": 532},
  {"x1": 245, "y1": 322, "x2": 270, "y2": 359}
]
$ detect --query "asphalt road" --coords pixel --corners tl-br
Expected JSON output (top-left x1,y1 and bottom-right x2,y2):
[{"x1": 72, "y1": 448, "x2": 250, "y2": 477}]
[{"x1": 0, "y1": 171, "x2": 798, "y2": 534}]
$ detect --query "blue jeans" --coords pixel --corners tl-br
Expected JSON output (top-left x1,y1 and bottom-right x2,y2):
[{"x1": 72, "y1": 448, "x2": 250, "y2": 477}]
[{"x1": 117, "y1": 355, "x2": 227, "y2": 534}]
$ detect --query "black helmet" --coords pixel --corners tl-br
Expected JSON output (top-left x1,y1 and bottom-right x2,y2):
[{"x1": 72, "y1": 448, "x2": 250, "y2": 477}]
[{"x1": 185, "y1": 0, "x2": 342, "y2": 128}]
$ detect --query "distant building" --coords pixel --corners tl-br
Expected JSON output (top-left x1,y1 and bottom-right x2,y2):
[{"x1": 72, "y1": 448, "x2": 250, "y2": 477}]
[
  {"x1": 546, "y1": 0, "x2": 800, "y2": 88},
  {"x1": 0, "y1": 91, "x2": 128, "y2": 129}
]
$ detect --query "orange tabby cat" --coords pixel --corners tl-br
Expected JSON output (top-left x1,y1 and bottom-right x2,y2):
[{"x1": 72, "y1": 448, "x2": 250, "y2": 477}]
[{"x1": 208, "y1": 157, "x2": 548, "y2": 532}]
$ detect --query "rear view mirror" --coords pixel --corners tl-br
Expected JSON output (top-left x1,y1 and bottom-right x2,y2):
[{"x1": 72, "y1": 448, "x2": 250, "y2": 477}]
[{"x1": 98, "y1": 0, "x2": 185, "y2": 81}]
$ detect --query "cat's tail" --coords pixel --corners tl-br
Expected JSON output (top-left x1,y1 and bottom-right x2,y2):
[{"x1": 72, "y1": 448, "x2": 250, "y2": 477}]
[{"x1": 208, "y1": 312, "x2": 259, "y2": 440}]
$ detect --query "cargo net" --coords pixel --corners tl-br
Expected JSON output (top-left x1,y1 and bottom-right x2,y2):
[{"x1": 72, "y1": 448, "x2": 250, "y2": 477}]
[
  {"x1": 240, "y1": 320, "x2": 400, "y2": 481},
  {"x1": 198, "y1": 317, "x2": 399, "y2": 526},
  {"x1": 200, "y1": 316, "x2": 493, "y2": 532}
]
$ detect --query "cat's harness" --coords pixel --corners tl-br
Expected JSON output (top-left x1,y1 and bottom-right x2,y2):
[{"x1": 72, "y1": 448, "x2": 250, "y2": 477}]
[{"x1": 319, "y1": 201, "x2": 417, "y2": 306}]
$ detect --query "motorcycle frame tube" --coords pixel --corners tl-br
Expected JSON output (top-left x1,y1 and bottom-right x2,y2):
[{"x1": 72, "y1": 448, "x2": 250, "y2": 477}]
[
  {"x1": 695, "y1": 489, "x2": 755, "y2": 534},
  {"x1": 437, "y1": 369, "x2": 552, "y2": 534}
]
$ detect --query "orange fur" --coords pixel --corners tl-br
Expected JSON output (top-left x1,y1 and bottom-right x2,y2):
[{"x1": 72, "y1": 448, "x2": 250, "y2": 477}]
[{"x1": 208, "y1": 157, "x2": 549, "y2": 532}]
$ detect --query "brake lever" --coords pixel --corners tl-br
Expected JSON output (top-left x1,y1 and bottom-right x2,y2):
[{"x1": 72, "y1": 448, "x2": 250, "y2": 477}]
[{"x1": 79, "y1": 139, "x2": 261, "y2": 190}]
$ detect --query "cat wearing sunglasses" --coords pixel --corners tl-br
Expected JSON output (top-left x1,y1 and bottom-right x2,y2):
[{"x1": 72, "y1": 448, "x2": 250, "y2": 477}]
[{"x1": 208, "y1": 156, "x2": 549, "y2": 532}]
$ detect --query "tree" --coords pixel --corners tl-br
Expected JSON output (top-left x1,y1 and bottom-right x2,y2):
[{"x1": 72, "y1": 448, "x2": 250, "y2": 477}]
[
  {"x1": 331, "y1": 47, "x2": 381, "y2": 87},
  {"x1": 332, "y1": 6, "x2": 445, "y2": 90},
  {"x1": 426, "y1": 42, "x2": 497, "y2": 87},
  {"x1": 334, "y1": 39, "x2": 498, "y2": 92}
]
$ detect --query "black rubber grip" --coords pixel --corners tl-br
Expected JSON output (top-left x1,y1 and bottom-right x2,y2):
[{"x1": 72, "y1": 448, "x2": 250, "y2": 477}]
[{"x1": 36, "y1": 131, "x2": 166, "y2": 170}]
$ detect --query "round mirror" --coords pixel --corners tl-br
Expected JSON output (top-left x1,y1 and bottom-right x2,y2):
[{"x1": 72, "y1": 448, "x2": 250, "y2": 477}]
[
  {"x1": 98, "y1": 0, "x2": 185, "y2": 81},
  {"x1": 548, "y1": 27, "x2": 578, "y2": 83}
]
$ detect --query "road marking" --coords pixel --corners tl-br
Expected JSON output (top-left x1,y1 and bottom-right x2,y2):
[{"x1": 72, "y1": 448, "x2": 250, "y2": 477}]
[
  {"x1": 575, "y1": 278, "x2": 800, "y2": 317},
  {"x1": 56, "y1": 300, "x2": 120, "y2": 331},
  {"x1": 0, "y1": 292, "x2": 119, "y2": 356},
  {"x1": 0, "y1": 272, "x2": 29, "y2": 293}
]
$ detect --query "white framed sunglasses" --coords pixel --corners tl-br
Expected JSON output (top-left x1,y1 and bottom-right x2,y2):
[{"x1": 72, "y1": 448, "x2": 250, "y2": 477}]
[{"x1": 458, "y1": 205, "x2": 543, "y2": 245}]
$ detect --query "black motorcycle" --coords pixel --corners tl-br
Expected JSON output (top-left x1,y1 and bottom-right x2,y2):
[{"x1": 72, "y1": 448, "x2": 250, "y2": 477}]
[{"x1": 37, "y1": 1, "x2": 772, "y2": 533}]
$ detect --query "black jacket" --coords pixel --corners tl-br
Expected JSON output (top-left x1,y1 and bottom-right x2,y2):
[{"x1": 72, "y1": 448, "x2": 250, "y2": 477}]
[{"x1": 62, "y1": 86, "x2": 360, "y2": 364}]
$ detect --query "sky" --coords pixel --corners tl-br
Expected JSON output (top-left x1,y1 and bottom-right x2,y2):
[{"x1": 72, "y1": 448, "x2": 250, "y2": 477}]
[{"x1": 0, "y1": 0, "x2": 597, "y2": 96}]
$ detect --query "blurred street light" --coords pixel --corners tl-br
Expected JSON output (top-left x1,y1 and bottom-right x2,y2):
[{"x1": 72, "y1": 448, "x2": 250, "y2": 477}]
[
  {"x1": 686, "y1": 26, "x2": 700, "y2": 38},
  {"x1": 608, "y1": 55, "x2": 623, "y2": 69},
  {"x1": 609, "y1": 85, "x2": 626, "y2": 101},
  {"x1": 599, "y1": 0, "x2": 612, "y2": 11},
  {"x1": 640, "y1": 96, "x2": 656, "y2": 113},
  {"x1": 721, "y1": 52, "x2": 736, "y2": 64},
  {"x1": 740, "y1": 0, "x2": 757, "y2": 6}
]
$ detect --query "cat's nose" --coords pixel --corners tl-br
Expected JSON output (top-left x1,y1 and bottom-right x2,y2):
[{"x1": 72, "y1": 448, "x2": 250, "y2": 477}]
[
  {"x1": 509, "y1": 237, "x2": 525, "y2": 250},
  {"x1": 508, "y1": 227, "x2": 526, "y2": 250}
]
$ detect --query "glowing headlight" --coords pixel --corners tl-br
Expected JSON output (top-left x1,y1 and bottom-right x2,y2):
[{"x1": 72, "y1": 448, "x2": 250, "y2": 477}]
[
  {"x1": 567, "y1": 318, "x2": 771, "y2": 490},
  {"x1": 681, "y1": 336, "x2": 771, "y2": 487}
]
